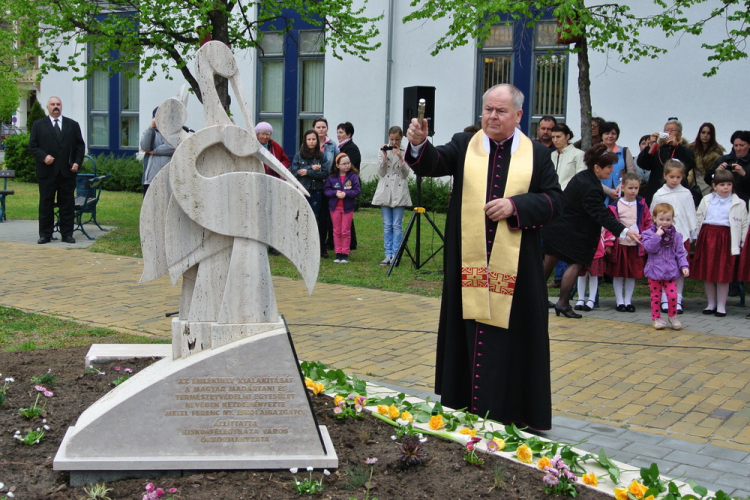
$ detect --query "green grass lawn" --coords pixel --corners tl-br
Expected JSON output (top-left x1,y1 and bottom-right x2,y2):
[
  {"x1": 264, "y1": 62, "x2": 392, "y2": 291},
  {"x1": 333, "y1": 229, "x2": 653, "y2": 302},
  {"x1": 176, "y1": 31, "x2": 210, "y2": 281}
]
[{"x1": 3, "y1": 178, "x2": 711, "y2": 298}]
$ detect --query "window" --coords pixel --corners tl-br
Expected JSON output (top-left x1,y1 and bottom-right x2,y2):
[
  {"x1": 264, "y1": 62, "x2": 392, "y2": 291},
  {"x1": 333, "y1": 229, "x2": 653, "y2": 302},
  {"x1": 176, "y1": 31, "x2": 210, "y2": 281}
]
[
  {"x1": 256, "y1": 26, "x2": 325, "y2": 154},
  {"x1": 476, "y1": 24, "x2": 513, "y2": 122},
  {"x1": 530, "y1": 21, "x2": 567, "y2": 134},
  {"x1": 258, "y1": 32, "x2": 284, "y2": 145},
  {"x1": 87, "y1": 43, "x2": 139, "y2": 154}
]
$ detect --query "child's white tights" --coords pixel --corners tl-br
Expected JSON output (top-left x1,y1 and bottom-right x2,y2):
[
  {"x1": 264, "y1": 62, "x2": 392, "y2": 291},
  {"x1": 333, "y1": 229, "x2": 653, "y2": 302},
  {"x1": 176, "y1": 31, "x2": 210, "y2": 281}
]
[
  {"x1": 613, "y1": 277, "x2": 636, "y2": 306},
  {"x1": 576, "y1": 273, "x2": 598, "y2": 307},
  {"x1": 705, "y1": 282, "x2": 730, "y2": 314}
]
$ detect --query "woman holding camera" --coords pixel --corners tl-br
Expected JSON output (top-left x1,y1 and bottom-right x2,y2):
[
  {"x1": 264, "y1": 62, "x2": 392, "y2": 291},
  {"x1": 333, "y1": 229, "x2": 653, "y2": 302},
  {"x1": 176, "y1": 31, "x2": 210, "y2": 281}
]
[
  {"x1": 704, "y1": 130, "x2": 750, "y2": 205},
  {"x1": 372, "y1": 126, "x2": 412, "y2": 266},
  {"x1": 637, "y1": 118, "x2": 696, "y2": 205}
]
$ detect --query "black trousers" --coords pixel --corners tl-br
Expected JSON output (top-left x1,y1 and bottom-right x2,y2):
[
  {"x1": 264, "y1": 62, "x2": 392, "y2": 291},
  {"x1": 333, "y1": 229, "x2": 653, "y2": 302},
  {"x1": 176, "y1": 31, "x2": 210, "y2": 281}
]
[{"x1": 38, "y1": 174, "x2": 76, "y2": 238}]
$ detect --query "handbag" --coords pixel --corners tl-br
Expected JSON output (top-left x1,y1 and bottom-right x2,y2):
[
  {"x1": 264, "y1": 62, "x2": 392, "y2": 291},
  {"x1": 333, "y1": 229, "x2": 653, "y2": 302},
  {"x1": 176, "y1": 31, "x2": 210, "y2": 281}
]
[{"x1": 689, "y1": 176, "x2": 702, "y2": 207}]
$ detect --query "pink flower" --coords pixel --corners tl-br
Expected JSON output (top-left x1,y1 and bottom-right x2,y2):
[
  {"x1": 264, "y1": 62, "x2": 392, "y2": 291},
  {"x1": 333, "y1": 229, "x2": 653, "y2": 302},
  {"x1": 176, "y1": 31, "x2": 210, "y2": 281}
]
[
  {"x1": 35, "y1": 385, "x2": 46, "y2": 392},
  {"x1": 154, "y1": 488, "x2": 165, "y2": 497},
  {"x1": 365, "y1": 457, "x2": 378, "y2": 465},
  {"x1": 44, "y1": 390, "x2": 54, "y2": 397},
  {"x1": 466, "y1": 442, "x2": 475, "y2": 451},
  {"x1": 333, "y1": 406, "x2": 343, "y2": 415},
  {"x1": 114, "y1": 366, "x2": 121, "y2": 371},
  {"x1": 145, "y1": 483, "x2": 155, "y2": 492},
  {"x1": 486, "y1": 440, "x2": 499, "y2": 452},
  {"x1": 168, "y1": 488, "x2": 178, "y2": 493},
  {"x1": 124, "y1": 368, "x2": 134, "y2": 373}
]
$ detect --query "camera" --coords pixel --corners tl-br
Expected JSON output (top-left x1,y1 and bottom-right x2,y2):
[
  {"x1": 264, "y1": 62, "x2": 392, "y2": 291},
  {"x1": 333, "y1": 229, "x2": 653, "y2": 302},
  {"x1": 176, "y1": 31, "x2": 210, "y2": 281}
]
[
  {"x1": 381, "y1": 145, "x2": 396, "y2": 152},
  {"x1": 658, "y1": 132, "x2": 670, "y2": 140}
]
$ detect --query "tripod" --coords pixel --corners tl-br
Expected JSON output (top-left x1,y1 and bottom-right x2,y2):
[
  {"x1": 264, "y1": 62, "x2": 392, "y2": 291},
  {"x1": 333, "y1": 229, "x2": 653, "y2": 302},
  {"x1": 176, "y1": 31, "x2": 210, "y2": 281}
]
[{"x1": 387, "y1": 175, "x2": 445, "y2": 276}]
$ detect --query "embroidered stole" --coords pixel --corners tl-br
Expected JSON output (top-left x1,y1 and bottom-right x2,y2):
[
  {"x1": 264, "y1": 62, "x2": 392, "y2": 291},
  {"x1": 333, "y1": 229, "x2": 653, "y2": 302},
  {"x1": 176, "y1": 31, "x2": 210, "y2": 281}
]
[{"x1": 460, "y1": 130, "x2": 533, "y2": 329}]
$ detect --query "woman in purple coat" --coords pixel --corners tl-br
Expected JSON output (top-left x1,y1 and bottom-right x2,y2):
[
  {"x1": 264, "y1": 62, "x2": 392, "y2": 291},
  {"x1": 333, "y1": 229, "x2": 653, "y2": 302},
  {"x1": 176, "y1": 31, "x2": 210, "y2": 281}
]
[{"x1": 642, "y1": 202, "x2": 690, "y2": 331}]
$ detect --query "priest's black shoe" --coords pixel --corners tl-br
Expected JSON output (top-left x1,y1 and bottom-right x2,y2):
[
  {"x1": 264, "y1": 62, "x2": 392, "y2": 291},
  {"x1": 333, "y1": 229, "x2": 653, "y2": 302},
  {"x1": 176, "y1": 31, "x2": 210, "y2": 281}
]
[
  {"x1": 554, "y1": 304, "x2": 582, "y2": 318},
  {"x1": 37, "y1": 237, "x2": 51, "y2": 244},
  {"x1": 62, "y1": 236, "x2": 76, "y2": 244}
]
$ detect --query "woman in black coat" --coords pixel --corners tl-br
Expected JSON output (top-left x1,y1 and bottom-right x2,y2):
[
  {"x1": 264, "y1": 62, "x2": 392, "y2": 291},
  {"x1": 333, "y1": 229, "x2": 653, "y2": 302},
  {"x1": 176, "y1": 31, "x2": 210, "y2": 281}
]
[
  {"x1": 704, "y1": 130, "x2": 750, "y2": 205},
  {"x1": 542, "y1": 143, "x2": 641, "y2": 318}
]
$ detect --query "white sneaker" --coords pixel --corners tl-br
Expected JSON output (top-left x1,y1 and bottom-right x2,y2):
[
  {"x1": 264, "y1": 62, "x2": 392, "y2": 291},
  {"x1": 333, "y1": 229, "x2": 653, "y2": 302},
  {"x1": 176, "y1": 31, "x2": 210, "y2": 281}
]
[
  {"x1": 653, "y1": 318, "x2": 667, "y2": 330},
  {"x1": 667, "y1": 316, "x2": 682, "y2": 330},
  {"x1": 379, "y1": 257, "x2": 391, "y2": 266}
]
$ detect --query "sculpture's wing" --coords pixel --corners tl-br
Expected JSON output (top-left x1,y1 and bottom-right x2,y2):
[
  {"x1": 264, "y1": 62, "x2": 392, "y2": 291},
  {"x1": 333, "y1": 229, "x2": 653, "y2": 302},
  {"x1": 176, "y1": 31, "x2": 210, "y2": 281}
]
[{"x1": 139, "y1": 165, "x2": 172, "y2": 283}]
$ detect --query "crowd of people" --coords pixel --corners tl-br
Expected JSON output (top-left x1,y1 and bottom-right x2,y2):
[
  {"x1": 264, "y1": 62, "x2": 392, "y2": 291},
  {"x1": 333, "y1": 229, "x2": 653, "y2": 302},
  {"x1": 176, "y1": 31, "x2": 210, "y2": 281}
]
[{"x1": 540, "y1": 114, "x2": 750, "y2": 329}]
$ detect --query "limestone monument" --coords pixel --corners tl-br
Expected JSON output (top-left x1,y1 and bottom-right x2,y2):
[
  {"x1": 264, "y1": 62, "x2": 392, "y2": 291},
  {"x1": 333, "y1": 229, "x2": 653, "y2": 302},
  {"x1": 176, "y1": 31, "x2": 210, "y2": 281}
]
[{"x1": 54, "y1": 41, "x2": 336, "y2": 482}]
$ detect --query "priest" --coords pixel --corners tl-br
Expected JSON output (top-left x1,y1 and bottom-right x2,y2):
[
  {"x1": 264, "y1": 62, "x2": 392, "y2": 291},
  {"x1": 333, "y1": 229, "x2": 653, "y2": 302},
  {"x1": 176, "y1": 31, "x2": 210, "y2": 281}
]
[{"x1": 405, "y1": 84, "x2": 564, "y2": 431}]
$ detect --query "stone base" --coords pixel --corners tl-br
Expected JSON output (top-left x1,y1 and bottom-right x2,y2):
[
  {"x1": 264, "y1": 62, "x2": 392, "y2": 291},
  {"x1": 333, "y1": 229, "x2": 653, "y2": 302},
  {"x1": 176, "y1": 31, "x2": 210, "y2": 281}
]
[
  {"x1": 171, "y1": 318, "x2": 285, "y2": 358},
  {"x1": 55, "y1": 326, "x2": 337, "y2": 478},
  {"x1": 84, "y1": 344, "x2": 172, "y2": 368}
]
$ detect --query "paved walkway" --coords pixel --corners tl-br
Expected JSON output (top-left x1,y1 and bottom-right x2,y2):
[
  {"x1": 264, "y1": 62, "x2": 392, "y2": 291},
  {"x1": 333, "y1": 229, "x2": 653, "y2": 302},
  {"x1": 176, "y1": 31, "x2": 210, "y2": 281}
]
[{"x1": 0, "y1": 223, "x2": 749, "y2": 496}]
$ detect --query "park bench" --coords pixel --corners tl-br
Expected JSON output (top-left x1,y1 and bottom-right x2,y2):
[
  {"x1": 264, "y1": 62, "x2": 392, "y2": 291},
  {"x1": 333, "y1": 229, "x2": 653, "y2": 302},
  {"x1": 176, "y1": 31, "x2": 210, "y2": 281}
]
[
  {"x1": 0, "y1": 169, "x2": 15, "y2": 222},
  {"x1": 54, "y1": 173, "x2": 112, "y2": 240}
]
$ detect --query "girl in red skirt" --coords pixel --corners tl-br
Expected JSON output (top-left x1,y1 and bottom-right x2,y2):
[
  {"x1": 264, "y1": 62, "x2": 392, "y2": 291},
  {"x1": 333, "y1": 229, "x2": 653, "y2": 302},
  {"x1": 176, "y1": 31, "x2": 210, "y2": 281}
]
[
  {"x1": 692, "y1": 169, "x2": 748, "y2": 316},
  {"x1": 606, "y1": 173, "x2": 652, "y2": 312},
  {"x1": 574, "y1": 228, "x2": 614, "y2": 311}
]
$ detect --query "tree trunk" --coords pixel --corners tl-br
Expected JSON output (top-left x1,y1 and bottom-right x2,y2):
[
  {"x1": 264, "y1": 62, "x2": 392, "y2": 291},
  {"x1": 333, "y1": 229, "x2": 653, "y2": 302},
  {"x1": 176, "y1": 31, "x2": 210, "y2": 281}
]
[
  {"x1": 209, "y1": 4, "x2": 231, "y2": 111},
  {"x1": 576, "y1": 36, "x2": 592, "y2": 151}
]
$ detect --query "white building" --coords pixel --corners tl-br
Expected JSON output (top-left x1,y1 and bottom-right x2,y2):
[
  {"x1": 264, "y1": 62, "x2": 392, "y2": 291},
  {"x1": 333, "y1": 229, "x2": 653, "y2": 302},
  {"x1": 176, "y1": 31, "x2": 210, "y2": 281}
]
[{"x1": 32, "y1": 2, "x2": 750, "y2": 179}]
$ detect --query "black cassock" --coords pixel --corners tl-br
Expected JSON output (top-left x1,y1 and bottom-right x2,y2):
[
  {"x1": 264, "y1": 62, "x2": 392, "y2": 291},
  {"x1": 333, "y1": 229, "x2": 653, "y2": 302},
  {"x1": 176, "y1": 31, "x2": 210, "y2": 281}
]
[{"x1": 407, "y1": 132, "x2": 563, "y2": 430}]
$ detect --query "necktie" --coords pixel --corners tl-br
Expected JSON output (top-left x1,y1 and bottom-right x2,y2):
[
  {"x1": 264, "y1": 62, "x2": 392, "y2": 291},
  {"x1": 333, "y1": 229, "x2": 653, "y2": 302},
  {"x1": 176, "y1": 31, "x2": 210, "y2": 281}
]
[{"x1": 54, "y1": 119, "x2": 62, "y2": 139}]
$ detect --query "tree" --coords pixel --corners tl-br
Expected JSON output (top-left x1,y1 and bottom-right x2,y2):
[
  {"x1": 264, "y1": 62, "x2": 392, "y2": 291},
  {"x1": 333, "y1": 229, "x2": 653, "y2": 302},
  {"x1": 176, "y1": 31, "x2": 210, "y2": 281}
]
[
  {"x1": 403, "y1": 0, "x2": 749, "y2": 149},
  {"x1": 11, "y1": 0, "x2": 383, "y2": 108},
  {"x1": 0, "y1": 14, "x2": 22, "y2": 123}
]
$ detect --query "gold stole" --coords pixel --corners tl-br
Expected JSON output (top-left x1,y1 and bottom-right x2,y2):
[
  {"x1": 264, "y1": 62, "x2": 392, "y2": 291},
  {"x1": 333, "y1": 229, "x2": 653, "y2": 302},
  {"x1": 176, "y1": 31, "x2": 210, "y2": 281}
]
[{"x1": 460, "y1": 130, "x2": 533, "y2": 329}]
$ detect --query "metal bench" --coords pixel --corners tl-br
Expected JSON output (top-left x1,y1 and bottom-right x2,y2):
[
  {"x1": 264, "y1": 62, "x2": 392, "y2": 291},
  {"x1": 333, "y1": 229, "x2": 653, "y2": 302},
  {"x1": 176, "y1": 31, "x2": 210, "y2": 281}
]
[
  {"x1": 0, "y1": 169, "x2": 15, "y2": 222},
  {"x1": 55, "y1": 173, "x2": 112, "y2": 240}
]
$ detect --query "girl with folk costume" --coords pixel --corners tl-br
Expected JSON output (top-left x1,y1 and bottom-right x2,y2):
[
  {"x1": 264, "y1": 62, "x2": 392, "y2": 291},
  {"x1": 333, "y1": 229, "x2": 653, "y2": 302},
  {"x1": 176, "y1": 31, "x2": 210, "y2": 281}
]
[
  {"x1": 574, "y1": 228, "x2": 614, "y2": 312},
  {"x1": 689, "y1": 122, "x2": 725, "y2": 196},
  {"x1": 650, "y1": 160, "x2": 698, "y2": 314},
  {"x1": 542, "y1": 144, "x2": 641, "y2": 319},
  {"x1": 692, "y1": 169, "x2": 749, "y2": 317},
  {"x1": 605, "y1": 173, "x2": 652, "y2": 313},
  {"x1": 405, "y1": 84, "x2": 564, "y2": 431}
]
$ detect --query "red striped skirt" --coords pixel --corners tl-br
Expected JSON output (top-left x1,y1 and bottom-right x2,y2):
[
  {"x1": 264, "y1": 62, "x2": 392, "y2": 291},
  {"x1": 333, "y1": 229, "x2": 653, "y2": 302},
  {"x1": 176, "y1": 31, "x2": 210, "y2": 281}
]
[
  {"x1": 579, "y1": 256, "x2": 607, "y2": 277},
  {"x1": 692, "y1": 224, "x2": 736, "y2": 283},
  {"x1": 606, "y1": 244, "x2": 644, "y2": 278}
]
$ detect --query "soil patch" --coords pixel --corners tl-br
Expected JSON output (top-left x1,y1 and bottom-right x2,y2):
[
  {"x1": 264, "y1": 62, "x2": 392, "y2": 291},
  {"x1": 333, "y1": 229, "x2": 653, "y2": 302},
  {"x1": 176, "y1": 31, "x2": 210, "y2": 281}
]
[{"x1": 0, "y1": 347, "x2": 612, "y2": 499}]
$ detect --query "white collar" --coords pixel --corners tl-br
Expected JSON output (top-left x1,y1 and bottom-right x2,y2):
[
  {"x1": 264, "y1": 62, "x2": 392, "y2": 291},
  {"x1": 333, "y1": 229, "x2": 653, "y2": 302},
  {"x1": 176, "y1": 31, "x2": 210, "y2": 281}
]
[
  {"x1": 482, "y1": 130, "x2": 519, "y2": 155},
  {"x1": 619, "y1": 198, "x2": 637, "y2": 206},
  {"x1": 711, "y1": 193, "x2": 731, "y2": 204},
  {"x1": 49, "y1": 116, "x2": 63, "y2": 126}
]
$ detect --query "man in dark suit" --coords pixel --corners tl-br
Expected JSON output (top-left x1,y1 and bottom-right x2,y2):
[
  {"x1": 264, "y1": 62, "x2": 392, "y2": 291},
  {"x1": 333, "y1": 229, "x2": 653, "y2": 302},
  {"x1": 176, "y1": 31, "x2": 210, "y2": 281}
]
[{"x1": 28, "y1": 96, "x2": 86, "y2": 244}]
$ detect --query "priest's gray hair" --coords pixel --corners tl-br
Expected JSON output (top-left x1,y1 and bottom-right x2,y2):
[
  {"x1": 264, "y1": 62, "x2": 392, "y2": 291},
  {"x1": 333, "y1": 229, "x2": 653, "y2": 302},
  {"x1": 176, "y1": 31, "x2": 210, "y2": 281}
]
[{"x1": 483, "y1": 84, "x2": 524, "y2": 112}]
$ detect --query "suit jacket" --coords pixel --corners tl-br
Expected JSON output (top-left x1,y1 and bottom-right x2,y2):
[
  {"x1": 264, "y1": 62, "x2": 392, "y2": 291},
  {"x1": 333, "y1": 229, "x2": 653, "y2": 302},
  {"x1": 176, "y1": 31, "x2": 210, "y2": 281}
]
[{"x1": 28, "y1": 116, "x2": 86, "y2": 180}]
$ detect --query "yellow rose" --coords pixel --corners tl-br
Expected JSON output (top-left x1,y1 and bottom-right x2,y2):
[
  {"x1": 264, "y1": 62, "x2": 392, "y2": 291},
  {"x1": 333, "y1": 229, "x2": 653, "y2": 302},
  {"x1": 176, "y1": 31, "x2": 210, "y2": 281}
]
[
  {"x1": 312, "y1": 382, "x2": 324, "y2": 395},
  {"x1": 582, "y1": 473, "x2": 598, "y2": 487},
  {"x1": 377, "y1": 405, "x2": 389, "y2": 415},
  {"x1": 304, "y1": 377, "x2": 314, "y2": 389},
  {"x1": 459, "y1": 428, "x2": 477, "y2": 437},
  {"x1": 614, "y1": 487, "x2": 629, "y2": 500},
  {"x1": 537, "y1": 456, "x2": 551, "y2": 471},
  {"x1": 629, "y1": 480, "x2": 648, "y2": 499},
  {"x1": 388, "y1": 405, "x2": 401, "y2": 420},
  {"x1": 644, "y1": 496, "x2": 655, "y2": 500},
  {"x1": 333, "y1": 395, "x2": 345, "y2": 407},
  {"x1": 492, "y1": 438, "x2": 506, "y2": 451},
  {"x1": 399, "y1": 410, "x2": 414, "y2": 423},
  {"x1": 428, "y1": 414, "x2": 444, "y2": 430},
  {"x1": 516, "y1": 443, "x2": 533, "y2": 463}
]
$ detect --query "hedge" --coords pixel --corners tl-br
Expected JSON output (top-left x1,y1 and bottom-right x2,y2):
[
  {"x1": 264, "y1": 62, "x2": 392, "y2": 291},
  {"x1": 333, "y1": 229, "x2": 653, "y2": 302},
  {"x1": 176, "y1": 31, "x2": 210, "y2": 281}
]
[{"x1": 357, "y1": 176, "x2": 450, "y2": 213}]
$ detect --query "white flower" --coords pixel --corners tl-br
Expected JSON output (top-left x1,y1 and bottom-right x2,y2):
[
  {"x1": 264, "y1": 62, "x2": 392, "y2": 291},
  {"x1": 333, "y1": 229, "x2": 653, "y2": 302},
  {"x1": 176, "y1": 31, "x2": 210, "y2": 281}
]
[
  {"x1": 42, "y1": 419, "x2": 47, "y2": 424},
  {"x1": 14, "y1": 430, "x2": 20, "y2": 435},
  {"x1": 306, "y1": 466, "x2": 313, "y2": 472},
  {"x1": 7, "y1": 492, "x2": 14, "y2": 498},
  {"x1": 43, "y1": 425, "x2": 50, "y2": 430},
  {"x1": 4, "y1": 377, "x2": 13, "y2": 383},
  {"x1": 323, "y1": 470, "x2": 330, "y2": 476},
  {"x1": 390, "y1": 435, "x2": 397, "y2": 440},
  {"x1": 0, "y1": 481, "x2": 4, "y2": 488},
  {"x1": 289, "y1": 468, "x2": 298, "y2": 474}
]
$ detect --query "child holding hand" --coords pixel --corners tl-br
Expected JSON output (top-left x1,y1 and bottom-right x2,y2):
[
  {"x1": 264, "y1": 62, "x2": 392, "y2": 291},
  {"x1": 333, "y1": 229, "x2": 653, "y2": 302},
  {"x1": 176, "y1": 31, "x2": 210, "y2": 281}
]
[{"x1": 642, "y1": 203, "x2": 690, "y2": 330}]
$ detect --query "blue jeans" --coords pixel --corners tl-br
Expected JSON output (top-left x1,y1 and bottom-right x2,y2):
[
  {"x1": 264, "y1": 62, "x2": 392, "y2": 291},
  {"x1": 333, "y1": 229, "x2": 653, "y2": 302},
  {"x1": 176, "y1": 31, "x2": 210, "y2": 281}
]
[
  {"x1": 307, "y1": 190, "x2": 322, "y2": 221},
  {"x1": 554, "y1": 260, "x2": 568, "y2": 281},
  {"x1": 381, "y1": 206, "x2": 406, "y2": 258}
]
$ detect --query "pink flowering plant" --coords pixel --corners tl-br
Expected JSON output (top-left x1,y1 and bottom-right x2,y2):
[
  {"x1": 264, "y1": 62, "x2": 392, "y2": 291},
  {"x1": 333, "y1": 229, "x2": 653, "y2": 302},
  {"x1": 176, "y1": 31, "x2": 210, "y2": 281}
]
[
  {"x1": 19, "y1": 386, "x2": 53, "y2": 419},
  {"x1": 143, "y1": 482, "x2": 179, "y2": 500},
  {"x1": 463, "y1": 436, "x2": 485, "y2": 466},
  {"x1": 540, "y1": 455, "x2": 578, "y2": 497},
  {"x1": 0, "y1": 374, "x2": 13, "y2": 408},
  {"x1": 112, "y1": 366, "x2": 135, "y2": 386},
  {"x1": 333, "y1": 394, "x2": 366, "y2": 419},
  {"x1": 30, "y1": 369, "x2": 56, "y2": 387}
]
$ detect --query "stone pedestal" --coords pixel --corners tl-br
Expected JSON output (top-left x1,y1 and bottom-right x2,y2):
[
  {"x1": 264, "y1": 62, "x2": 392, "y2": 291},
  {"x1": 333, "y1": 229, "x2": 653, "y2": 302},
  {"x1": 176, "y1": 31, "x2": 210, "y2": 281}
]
[{"x1": 54, "y1": 327, "x2": 337, "y2": 478}]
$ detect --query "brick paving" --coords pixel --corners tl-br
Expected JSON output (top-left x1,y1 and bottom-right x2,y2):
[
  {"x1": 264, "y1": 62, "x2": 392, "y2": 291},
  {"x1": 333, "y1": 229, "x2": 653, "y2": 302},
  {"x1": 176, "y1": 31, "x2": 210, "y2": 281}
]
[{"x1": 1, "y1": 224, "x2": 749, "y2": 496}]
